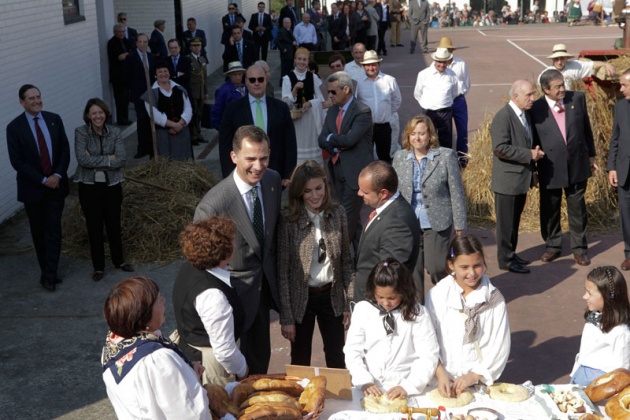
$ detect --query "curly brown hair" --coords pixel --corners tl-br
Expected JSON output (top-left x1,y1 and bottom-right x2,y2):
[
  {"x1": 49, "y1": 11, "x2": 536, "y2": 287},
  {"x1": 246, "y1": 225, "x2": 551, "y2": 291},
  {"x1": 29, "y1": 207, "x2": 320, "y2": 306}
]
[{"x1": 180, "y1": 216, "x2": 236, "y2": 270}]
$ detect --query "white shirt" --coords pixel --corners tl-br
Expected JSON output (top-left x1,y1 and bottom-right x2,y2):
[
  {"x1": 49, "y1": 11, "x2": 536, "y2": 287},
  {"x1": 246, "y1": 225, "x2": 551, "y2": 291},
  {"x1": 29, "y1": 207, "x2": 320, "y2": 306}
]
[
  {"x1": 194, "y1": 267, "x2": 248, "y2": 377},
  {"x1": 355, "y1": 71, "x2": 402, "y2": 124},
  {"x1": 571, "y1": 321, "x2": 630, "y2": 376},
  {"x1": 365, "y1": 191, "x2": 400, "y2": 231},
  {"x1": 344, "y1": 300, "x2": 440, "y2": 395},
  {"x1": 538, "y1": 60, "x2": 594, "y2": 89},
  {"x1": 293, "y1": 22, "x2": 318, "y2": 45},
  {"x1": 145, "y1": 80, "x2": 193, "y2": 126},
  {"x1": 425, "y1": 274, "x2": 511, "y2": 385},
  {"x1": 448, "y1": 56, "x2": 471, "y2": 96},
  {"x1": 248, "y1": 94, "x2": 268, "y2": 132},
  {"x1": 103, "y1": 347, "x2": 210, "y2": 420},
  {"x1": 413, "y1": 64, "x2": 458, "y2": 111},
  {"x1": 281, "y1": 69, "x2": 326, "y2": 104},
  {"x1": 233, "y1": 171, "x2": 266, "y2": 227},
  {"x1": 306, "y1": 208, "x2": 334, "y2": 287},
  {"x1": 345, "y1": 61, "x2": 365, "y2": 81}
]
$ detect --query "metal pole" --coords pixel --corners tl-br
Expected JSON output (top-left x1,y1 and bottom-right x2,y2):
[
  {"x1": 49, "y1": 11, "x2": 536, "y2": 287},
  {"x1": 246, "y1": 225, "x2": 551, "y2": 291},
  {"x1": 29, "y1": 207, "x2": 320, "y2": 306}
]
[{"x1": 141, "y1": 51, "x2": 159, "y2": 164}]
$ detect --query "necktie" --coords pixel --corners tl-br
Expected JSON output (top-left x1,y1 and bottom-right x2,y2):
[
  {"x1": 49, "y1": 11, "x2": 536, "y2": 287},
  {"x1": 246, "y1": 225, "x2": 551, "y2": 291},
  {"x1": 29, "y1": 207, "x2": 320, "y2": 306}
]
[
  {"x1": 255, "y1": 99, "x2": 264, "y2": 130},
  {"x1": 332, "y1": 108, "x2": 344, "y2": 164},
  {"x1": 237, "y1": 42, "x2": 242, "y2": 63},
  {"x1": 251, "y1": 186, "x2": 265, "y2": 248},
  {"x1": 173, "y1": 56, "x2": 178, "y2": 69},
  {"x1": 230, "y1": 15, "x2": 234, "y2": 25},
  {"x1": 259, "y1": 13, "x2": 263, "y2": 26},
  {"x1": 369, "y1": 301, "x2": 397, "y2": 335},
  {"x1": 556, "y1": 102, "x2": 564, "y2": 113},
  {"x1": 365, "y1": 209, "x2": 378, "y2": 230},
  {"x1": 33, "y1": 117, "x2": 52, "y2": 176},
  {"x1": 520, "y1": 112, "x2": 531, "y2": 140}
]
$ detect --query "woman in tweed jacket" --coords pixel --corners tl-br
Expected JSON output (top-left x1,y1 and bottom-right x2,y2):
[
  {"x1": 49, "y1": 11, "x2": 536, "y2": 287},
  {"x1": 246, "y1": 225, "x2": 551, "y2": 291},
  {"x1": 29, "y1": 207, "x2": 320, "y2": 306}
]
[
  {"x1": 278, "y1": 160, "x2": 355, "y2": 368},
  {"x1": 392, "y1": 115, "x2": 467, "y2": 292},
  {"x1": 73, "y1": 98, "x2": 133, "y2": 282}
]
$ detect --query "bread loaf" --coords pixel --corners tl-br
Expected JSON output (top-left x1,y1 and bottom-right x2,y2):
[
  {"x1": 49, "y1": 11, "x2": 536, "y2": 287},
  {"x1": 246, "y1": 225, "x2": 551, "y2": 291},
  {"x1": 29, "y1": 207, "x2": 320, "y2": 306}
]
[
  {"x1": 585, "y1": 368, "x2": 630, "y2": 403},
  {"x1": 231, "y1": 382, "x2": 255, "y2": 406},
  {"x1": 298, "y1": 376, "x2": 327, "y2": 415},
  {"x1": 203, "y1": 383, "x2": 239, "y2": 417},
  {"x1": 240, "y1": 391, "x2": 298, "y2": 409},
  {"x1": 238, "y1": 404, "x2": 303, "y2": 420},
  {"x1": 251, "y1": 378, "x2": 304, "y2": 397}
]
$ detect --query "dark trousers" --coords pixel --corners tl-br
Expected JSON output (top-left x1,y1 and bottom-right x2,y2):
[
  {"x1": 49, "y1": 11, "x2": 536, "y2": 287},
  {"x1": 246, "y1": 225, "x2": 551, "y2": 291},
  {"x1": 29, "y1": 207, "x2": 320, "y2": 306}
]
[
  {"x1": 300, "y1": 42, "x2": 317, "y2": 51},
  {"x1": 330, "y1": 159, "x2": 364, "y2": 253},
  {"x1": 133, "y1": 99, "x2": 152, "y2": 155},
  {"x1": 495, "y1": 192, "x2": 527, "y2": 269},
  {"x1": 377, "y1": 22, "x2": 389, "y2": 53},
  {"x1": 426, "y1": 108, "x2": 453, "y2": 149},
  {"x1": 540, "y1": 180, "x2": 588, "y2": 254},
  {"x1": 112, "y1": 83, "x2": 129, "y2": 124},
  {"x1": 254, "y1": 37, "x2": 269, "y2": 61},
  {"x1": 619, "y1": 178, "x2": 630, "y2": 258},
  {"x1": 189, "y1": 94, "x2": 204, "y2": 141},
  {"x1": 373, "y1": 123, "x2": 392, "y2": 163},
  {"x1": 332, "y1": 39, "x2": 346, "y2": 51},
  {"x1": 452, "y1": 95, "x2": 468, "y2": 162},
  {"x1": 279, "y1": 56, "x2": 294, "y2": 87},
  {"x1": 240, "y1": 277, "x2": 273, "y2": 374},
  {"x1": 367, "y1": 35, "x2": 377, "y2": 51},
  {"x1": 291, "y1": 287, "x2": 345, "y2": 368},
  {"x1": 24, "y1": 189, "x2": 65, "y2": 284},
  {"x1": 78, "y1": 182, "x2": 125, "y2": 271}
]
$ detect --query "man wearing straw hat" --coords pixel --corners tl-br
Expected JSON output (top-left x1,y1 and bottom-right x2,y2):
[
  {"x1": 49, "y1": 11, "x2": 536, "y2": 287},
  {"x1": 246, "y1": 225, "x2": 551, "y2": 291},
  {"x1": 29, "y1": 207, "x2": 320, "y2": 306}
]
[
  {"x1": 211, "y1": 62, "x2": 247, "y2": 131},
  {"x1": 413, "y1": 47, "x2": 458, "y2": 149},
  {"x1": 538, "y1": 43, "x2": 616, "y2": 89},
  {"x1": 355, "y1": 50, "x2": 401, "y2": 163},
  {"x1": 438, "y1": 37, "x2": 470, "y2": 167}
]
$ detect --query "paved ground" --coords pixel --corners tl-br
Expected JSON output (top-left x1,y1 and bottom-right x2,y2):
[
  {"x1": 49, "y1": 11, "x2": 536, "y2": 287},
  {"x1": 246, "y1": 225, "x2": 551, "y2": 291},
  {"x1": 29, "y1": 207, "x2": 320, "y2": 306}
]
[{"x1": 1, "y1": 23, "x2": 628, "y2": 419}]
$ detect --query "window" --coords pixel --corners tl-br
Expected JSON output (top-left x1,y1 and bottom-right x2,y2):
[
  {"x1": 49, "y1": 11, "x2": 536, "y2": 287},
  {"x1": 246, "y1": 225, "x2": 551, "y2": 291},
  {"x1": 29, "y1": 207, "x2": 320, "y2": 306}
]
[{"x1": 62, "y1": 0, "x2": 85, "y2": 24}]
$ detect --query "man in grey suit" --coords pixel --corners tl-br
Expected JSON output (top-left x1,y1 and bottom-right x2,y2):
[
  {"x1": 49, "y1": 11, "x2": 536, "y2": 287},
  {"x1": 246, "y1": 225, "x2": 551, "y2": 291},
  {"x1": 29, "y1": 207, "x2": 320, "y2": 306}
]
[
  {"x1": 531, "y1": 69, "x2": 596, "y2": 266},
  {"x1": 408, "y1": 0, "x2": 430, "y2": 54},
  {"x1": 194, "y1": 125, "x2": 282, "y2": 374},
  {"x1": 608, "y1": 69, "x2": 630, "y2": 271},
  {"x1": 318, "y1": 71, "x2": 374, "y2": 250},
  {"x1": 354, "y1": 161, "x2": 421, "y2": 301},
  {"x1": 491, "y1": 80, "x2": 545, "y2": 274}
]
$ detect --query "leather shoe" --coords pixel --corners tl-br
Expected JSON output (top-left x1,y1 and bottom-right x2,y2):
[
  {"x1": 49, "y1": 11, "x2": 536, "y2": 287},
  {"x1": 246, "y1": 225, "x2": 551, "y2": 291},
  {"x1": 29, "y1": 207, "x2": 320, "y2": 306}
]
[
  {"x1": 541, "y1": 251, "x2": 561, "y2": 263},
  {"x1": 621, "y1": 259, "x2": 630, "y2": 271},
  {"x1": 501, "y1": 263, "x2": 530, "y2": 274},
  {"x1": 116, "y1": 262, "x2": 135, "y2": 272},
  {"x1": 396, "y1": 44, "x2": 404, "y2": 47},
  {"x1": 513, "y1": 255, "x2": 531, "y2": 265},
  {"x1": 92, "y1": 271, "x2": 104, "y2": 282},
  {"x1": 40, "y1": 279, "x2": 55, "y2": 292},
  {"x1": 390, "y1": 44, "x2": 396, "y2": 47},
  {"x1": 574, "y1": 254, "x2": 591, "y2": 266},
  {"x1": 133, "y1": 152, "x2": 147, "y2": 159}
]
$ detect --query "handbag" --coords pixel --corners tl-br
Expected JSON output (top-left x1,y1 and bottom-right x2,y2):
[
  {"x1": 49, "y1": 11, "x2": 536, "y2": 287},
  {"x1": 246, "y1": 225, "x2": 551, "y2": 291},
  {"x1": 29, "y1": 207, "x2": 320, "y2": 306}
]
[{"x1": 201, "y1": 103, "x2": 212, "y2": 129}]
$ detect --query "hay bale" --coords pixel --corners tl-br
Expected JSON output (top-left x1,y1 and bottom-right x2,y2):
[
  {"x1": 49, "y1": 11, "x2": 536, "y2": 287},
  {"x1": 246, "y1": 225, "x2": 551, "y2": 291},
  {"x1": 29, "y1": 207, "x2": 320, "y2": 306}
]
[
  {"x1": 62, "y1": 159, "x2": 217, "y2": 264},
  {"x1": 463, "y1": 77, "x2": 619, "y2": 233}
]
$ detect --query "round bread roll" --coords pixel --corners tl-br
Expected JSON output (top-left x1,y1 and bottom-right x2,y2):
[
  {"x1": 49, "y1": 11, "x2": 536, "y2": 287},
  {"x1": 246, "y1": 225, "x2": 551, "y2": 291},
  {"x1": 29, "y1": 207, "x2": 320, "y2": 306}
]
[
  {"x1": 578, "y1": 414, "x2": 604, "y2": 420},
  {"x1": 605, "y1": 385, "x2": 630, "y2": 420},
  {"x1": 585, "y1": 368, "x2": 630, "y2": 403},
  {"x1": 427, "y1": 388, "x2": 474, "y2": 408},
  {"x1": 361, "y1": 394, "x2": 408, "y2": 413},
  {"x1": 488, "y1": 382, "x2": 530, "y2": 402}
]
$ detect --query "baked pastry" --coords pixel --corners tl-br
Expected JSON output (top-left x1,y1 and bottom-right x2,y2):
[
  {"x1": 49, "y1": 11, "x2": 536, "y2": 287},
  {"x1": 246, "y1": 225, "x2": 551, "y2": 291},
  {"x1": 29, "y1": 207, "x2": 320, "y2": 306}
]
[
  {"x1": 203, "y1": 383, "x2": 239, "y2": 417},
  {"x1": 251, "y1": 378, "x2": 304, "y2": 397},
  {"x1": 239, "y1": 404, "x2": 303, "y2": 420},
  {"x1": 231, "y1": 382, "x2": 255, "y2": 406},
  {"x1": 551, "y1": 389, "x2": 586, "y2": 414},
  {"x1": 605, "y1": 385, "x2": 630, "y2": 420},
  {"x1": 361, "y1": 394, "x2": 408, "y2": 413},
  {"x1": 578, "y1": 414, "x2": 604, "y2": 420},
  {"x1": 427, "y1": 388, "x2": 474, "y2": 408},
  {"x1": 298, "y1": 375, "x2": 327, "y2": 415},
  {"x1": 585, "y1": 368, "x2": 630, "y2": 403},
  {"x1": 487, "y1": 382, "x2": 530, "y2": 402},
  {"x1": 240, "y1": 402, "x2": 302, "y2": 416},
  {"x1": 240, "y1": 391, "x2": 299, "y2": 409}
]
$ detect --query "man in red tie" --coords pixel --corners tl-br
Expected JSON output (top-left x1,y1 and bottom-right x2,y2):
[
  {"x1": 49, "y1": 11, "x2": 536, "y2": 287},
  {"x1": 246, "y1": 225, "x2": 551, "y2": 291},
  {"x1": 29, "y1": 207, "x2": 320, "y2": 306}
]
[
  {"x1": 530, "y1": 69, "x2": 596, "y2": 266},
  {"x1": 6, "y1": 85, "x2": 70, "y2": 292},
  {"x1": 318, "y1": 71, "x2": 374, "y2": 253}
]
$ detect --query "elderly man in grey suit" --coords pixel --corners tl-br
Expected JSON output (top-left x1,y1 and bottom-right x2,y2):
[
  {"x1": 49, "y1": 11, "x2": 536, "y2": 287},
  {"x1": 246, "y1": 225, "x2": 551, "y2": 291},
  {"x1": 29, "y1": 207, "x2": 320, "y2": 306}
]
[
  {"x1": 354, "y1": 161, "x2": 421, "y2": 301},
  {"x1": 491, "y1": 80, "x2": 545, "y2": 274},
  {"x1": 531, "y1": 69, "x2": 596, "y2": 267},
  {"x1": 194, "y1": 125, "x2": 282, "y2": 375},
  {"x1": 319, "y1": 71, "x2": 374, "y2": 251},
  {"x1": 409, "y1": 0, "x2": 430, "y2": 54},
  {"x1": 608, "y1": 69, "x2": 630, "y2": 271}
]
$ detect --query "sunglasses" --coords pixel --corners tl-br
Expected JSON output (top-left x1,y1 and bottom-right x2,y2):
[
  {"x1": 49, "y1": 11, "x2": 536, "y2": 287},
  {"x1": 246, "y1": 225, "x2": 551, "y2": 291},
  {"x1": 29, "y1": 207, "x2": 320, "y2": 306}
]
[
  {"x1": 318, "y1": 238, "x2": 327, "y2": 263},
  {"x1": 327, "y1": 90, "x2": 337, "y2": 95},
  {"x1": 119, "y1": 18, "x2": 127, "y2": 21},
  {"x1": 248, "y1": 77, "x2": 265, "y2": 84},
  {"x1": 229, "y1": 7, "x2": 236, "y2": 10}
]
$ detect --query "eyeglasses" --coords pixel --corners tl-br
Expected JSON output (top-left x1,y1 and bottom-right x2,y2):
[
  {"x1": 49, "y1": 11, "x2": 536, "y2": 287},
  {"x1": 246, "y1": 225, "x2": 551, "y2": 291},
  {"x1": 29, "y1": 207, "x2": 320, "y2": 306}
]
[
  {"x1": 327, "y1": 90, "x2": 337, "y2": 95},
  {"x1": 248, "y1": 77, "x2": 265, "y2": 84},
  {"x1": 229, "y1": 7, "x2": 236, "y2": 10},
  {"x1": 318, "y1": 238, "x2": 327, "y2": 263}
]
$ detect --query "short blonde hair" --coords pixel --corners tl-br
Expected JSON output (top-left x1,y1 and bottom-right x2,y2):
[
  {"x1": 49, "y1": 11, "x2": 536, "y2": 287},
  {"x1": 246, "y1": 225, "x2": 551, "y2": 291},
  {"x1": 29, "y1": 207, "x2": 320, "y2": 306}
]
[{"x1": 401, "y1": 115, "x2": 439, "y2": 151}]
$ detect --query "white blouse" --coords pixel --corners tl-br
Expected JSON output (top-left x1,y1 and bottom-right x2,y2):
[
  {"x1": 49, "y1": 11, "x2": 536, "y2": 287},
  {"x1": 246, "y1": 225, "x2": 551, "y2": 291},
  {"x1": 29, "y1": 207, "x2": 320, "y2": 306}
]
[
  {"x1": 281, "y1": 69, "x2": 325, "y2": 105},
  {"x1": 103, "y1": 347, "x2": 210, "y2": 420},
  {"x1": 344, "y1": 301, "x2": 440, "y2": 395},
  {"x1": 571, "y1": 321, "x2": 630, "y2": 376},
  {"x1": 425, "y1": 274, "x2": 510, "y2": 385},
  {"x1": 145, "y1": 80, "x2": 193, "y2": 127}
]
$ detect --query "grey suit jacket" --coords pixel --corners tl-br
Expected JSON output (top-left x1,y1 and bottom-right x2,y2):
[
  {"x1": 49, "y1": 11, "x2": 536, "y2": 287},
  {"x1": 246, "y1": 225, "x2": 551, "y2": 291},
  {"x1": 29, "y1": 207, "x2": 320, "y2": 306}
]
[
  {"x1": 393, "y1": 147, "x2": 467, "y2": 232},
  {"x1": 354, "y1": 194, "x2": 421, "y2": 301},
  {"x1": 531, "y1": 91, "x2": 595, "y2": 189},
  {"x1": 490, "y1": 104, "x2": 535, "y2": 195},
  {"x1": 193, "y1": 169, "x2": 282, "y2": 330},
  {"x1": 318, "y1": 98, "x2": 374, "y2": 190},
  {"x1": 408, "y1": 0, "x2": 430, "y2": 24},
  {"x1": 608, "y1": 98, "x2": 630, "y2": 186}
]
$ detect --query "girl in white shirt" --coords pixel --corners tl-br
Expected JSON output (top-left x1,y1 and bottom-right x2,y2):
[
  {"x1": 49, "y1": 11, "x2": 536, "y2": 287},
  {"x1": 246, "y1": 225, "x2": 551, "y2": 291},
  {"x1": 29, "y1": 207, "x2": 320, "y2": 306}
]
[
  {"x1": 570, "y1": 266, "x2": 630, "y2": 386},
  {"x1": 425, "y1": 234, "x2": 510, "y2": 398},
  {"x1": 344, "y1": 258, "x2": 440, "y2": 398}
]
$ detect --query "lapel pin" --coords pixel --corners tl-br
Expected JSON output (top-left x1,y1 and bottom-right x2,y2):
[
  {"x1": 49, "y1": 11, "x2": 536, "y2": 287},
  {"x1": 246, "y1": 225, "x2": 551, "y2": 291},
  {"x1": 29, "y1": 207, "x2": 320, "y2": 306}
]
[{"x1": 271, "y1": 187, "x2": 274, "y2": 192}]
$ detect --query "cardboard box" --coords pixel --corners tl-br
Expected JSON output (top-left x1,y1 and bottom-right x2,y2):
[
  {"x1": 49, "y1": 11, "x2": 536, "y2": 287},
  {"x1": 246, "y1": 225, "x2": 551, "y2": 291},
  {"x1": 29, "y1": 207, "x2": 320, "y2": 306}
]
[{"x1": 285, "y1": 365, "x2": 353, "y2": 400}]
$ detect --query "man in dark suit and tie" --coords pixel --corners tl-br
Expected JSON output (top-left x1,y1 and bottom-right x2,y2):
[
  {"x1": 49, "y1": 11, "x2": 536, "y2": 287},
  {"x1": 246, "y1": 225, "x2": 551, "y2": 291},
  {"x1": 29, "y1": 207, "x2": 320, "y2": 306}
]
[
  {"x1": 275, "y1": 17, "x2": 297, "y2": 86},
  {"x1": 107, "y1": 23, "x2": 133, "y2": 125},
  {"x1": 194, "y1": 125, "x2": 282, "y2": 374},
  {"x1": 149, "y1": 19, "x2": 168, "y2": 60},
  {"x1": 319, "y1": 71, "x2": 374, "y2": 251},
  {"x1": 531, "y1": 69, "x2": 596, "y2": 266},
  {"x1": 117, "y1": 12, "x2": 137, "y2": 46},
  {"x1": 219, "y1": 64, "x2": 297, "y2": 185},
  {"x1": 491, "y1": 80, "x2": 545, "y2": 274},
  {"x1": 166, "y1": 39, "x2": 192, "y2": 96},
  {"x1": 222, "y1": 26, "x2": 258, "y2": 73},
  {"x1": 222, "y1": 3, "x2": 239, "y2": 45},
  {"x1": 181, "y1": 17, "x2": 206, "y2": 57},
  {"x1": 280, "y1": 0, "x2": 299, "y2": 30},
  {"x1": 354, "y1": 161, "x2": 421, "y2": 300},
  {"x1": 328, "y1": 3, "x2": 348, "y2": 51},
  {"x1": 608, "y1": 69, "x2": 630, "y2": 271},
  {"x1": 6, "y1": 85, "x2": 70, "y2": 292},
  {"x1": 249, "y1": 2, "x2": 273, "y2": 61}
]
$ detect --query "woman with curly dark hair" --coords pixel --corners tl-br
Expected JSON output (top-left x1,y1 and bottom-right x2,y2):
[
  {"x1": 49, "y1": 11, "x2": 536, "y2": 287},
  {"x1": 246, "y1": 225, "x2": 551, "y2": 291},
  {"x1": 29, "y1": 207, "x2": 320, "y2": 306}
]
[{"x1": 172, "y1": 215, "x2": 248, "y2": 386}]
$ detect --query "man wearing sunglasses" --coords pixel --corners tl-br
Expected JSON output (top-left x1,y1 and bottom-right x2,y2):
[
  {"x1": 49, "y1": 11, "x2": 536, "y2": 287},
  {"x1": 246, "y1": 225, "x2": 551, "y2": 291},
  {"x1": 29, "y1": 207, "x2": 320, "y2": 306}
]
[
  {"x1": 117, "y1": 12, "x2": 137, "y2": 46},
  {"x1": 222, "y1": 3, "x2": 245, "y2": 45},
  {"x1": 219, "y1": 64, "x2": 297, "y2": 186}
]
